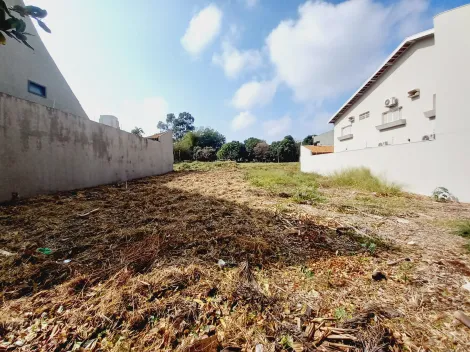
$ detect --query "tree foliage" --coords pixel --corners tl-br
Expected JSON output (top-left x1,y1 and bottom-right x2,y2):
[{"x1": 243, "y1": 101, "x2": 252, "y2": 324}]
[
  {"x1": 195, "y1": 127, "x2": 226, "y2": 150},
  {"x1": 302, "y1": 135, "x2": 314, "y2": 145},
  {"x1": 269, "y1": 136, "x2": 298, "y2": 162},
  {"x1": 131, "y1": 127, "x2": 144, "y2": 137},
  {"x1": 244, "y1": 137, "x2": 264, "y2": 161},
  {"x1": 217, "y1": 141, "x2": 246, "y2": 161},
  {"x1": 0, "y1": 1, "x2": 50, "y2": 49},
  {"x1": 158, "y1": 112, "x2": 195, "y2": 141},
  {"x1": 174, "y1": 131, "x2": 197, "y2": 161},
  {"x1": 253, "y1": 142, "x2": 270, "y2": 162}
]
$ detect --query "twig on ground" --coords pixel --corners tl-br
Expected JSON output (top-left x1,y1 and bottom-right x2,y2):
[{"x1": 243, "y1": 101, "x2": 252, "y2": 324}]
[{"x1": 77, "y1": 208, "x2": 100, "y2": 218}]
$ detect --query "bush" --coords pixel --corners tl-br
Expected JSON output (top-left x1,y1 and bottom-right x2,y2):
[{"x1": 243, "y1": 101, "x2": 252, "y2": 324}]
[{"x1": 193, "y1": 147, "x2": 217, "y2": 162}]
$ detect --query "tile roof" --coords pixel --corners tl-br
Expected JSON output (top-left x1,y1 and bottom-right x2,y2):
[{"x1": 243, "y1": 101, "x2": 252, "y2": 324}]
[
  {"x1": 303, "y1": 145, "x2": 334, "y2": 154},
  {"x1": 146, "y1": 131, "x2": 168, "y2": 139}
]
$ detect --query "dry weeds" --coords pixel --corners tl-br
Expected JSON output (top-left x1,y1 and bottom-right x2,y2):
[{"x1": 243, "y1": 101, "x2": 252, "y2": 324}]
[{"x1": 0, "y1": 165, "x2": 470, "y2": 351}]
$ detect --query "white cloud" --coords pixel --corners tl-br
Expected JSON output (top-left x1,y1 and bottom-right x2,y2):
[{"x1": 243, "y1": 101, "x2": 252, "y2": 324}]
[
  {"x1": 263, "y1": 115, "x2": 292, "y2": 138},
  {"x1": 231, "y1": 79, "x2": 278, "y2": 110},
  {"x1": 231, "y1": 111, "x2": 256, "y2": 131},
  {"x1": 212, "y1": 41, "x2": 262, "y2": 78},
  {"x1": 181, "y1": 4, "x2": 223, "y2": 56},
  {"x1": 266, "y1": 0, "x2": 429, "y2": 103},
  {"x1": 245, "y1": 0, "x2": 259, "y2": 8}
]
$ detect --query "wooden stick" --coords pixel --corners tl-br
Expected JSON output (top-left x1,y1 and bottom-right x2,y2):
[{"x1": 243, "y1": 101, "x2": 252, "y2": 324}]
[
  {"x1": 77, "y1": 208, "x2": 100, "y2": 218},
  {"x1": 454, "y1": 311, "x2": 470, "y2": 329}
]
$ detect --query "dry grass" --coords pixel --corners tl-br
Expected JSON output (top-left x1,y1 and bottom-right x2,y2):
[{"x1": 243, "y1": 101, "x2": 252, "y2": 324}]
[
  {"x1": 322, "y1": 167, "x2": 402, "y2": 196},
  {"x1": 1, "y1": 164, "x2": 470, "y2": 351}
]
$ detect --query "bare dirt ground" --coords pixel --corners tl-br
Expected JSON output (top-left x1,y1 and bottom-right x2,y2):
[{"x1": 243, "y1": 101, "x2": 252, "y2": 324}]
[{"x1": 1, "y1": 164, "x2": 470, "y2": 351}]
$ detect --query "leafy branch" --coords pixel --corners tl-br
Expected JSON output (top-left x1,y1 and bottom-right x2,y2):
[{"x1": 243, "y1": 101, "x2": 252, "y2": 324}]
[{"x1": 0, "y1": 0, "x2": 50, "y2": 49}]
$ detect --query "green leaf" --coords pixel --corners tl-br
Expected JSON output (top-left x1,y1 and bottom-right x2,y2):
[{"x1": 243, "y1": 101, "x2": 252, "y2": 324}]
[
  {"x1": 37, "y1": 248, "x2": 52, "y2": 255},
  {"x1": 0, "y1": 0, "x2": 11, "y2": 16},
  {"x1": 24, "y1": 6, "x2": 47, "y2": 19},
  {"x1": 0, "y1": 31, "x2": 5, "y2": 45},
  {"x1": 11, "y1": 5, "x2": 26, "y2": 17},
  {"x1": 36, "y1": 19, "x2": 50, "y2": 33},
  {"x1": 21, "y1": 39, "x2": 34, "y2": 50},
  {"x1": 11, "y1": 29, "x2": 26, "y2": 41}
]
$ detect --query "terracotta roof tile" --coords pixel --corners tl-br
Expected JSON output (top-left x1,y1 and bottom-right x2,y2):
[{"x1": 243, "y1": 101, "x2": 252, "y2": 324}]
[{"x1": 303, "y1": 145, "x2": 334, "y2": 154}]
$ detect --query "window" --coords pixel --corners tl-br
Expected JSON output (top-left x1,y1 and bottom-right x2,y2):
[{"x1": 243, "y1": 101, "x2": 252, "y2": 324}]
[
  {"x1": 359, "y1": 111, "x2": 369, "y2": 120},
  {"x1": 382, "y1": 107, "x2": 402, "y2": 124},
  {"x1": 341, "y1": 125, "x2": 352, "y2": 136},
  {"x1": 28, "y1": 81, "x2": 47, "y2": 98}
]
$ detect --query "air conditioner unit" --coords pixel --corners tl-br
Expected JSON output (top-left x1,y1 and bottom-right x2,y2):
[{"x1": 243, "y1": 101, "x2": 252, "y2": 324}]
[
  {"x1": 384, "y1": 97, "x2": 398, "y2": 107},
  {"x1": 422, "y1": 134, "x2": 436, "y2": 141}
]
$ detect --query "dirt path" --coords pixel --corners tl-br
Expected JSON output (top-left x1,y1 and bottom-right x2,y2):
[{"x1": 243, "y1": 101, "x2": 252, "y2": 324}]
[{"x1": 1, "y1": 166, "x2": 469, "y2": 351}]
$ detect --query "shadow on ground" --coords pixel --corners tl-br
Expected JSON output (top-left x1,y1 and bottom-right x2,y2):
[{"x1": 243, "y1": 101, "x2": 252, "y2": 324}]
[{"x1": 0, "y1": 171, "x2": 372, "y2": 300}]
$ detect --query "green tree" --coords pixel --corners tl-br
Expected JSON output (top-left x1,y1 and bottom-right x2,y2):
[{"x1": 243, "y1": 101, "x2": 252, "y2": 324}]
[
  {"x1": 302, "y1": 135, "x2": 316, "y2": 145},
  {"x1": 195, "y1": 127, "x2": 226, "y2": 150},
  {"x1": 217, "y1": 141, "x2": 246, "y2": 161},
  {"x1": 253, "y1": 142, "x2": 270, "y2": 162},
  {"x1": 269, "y1": 136, "x2": 298, "y2": 162},
  {"x1": 174, "y1": 131, "x2": 198, "y2": 162},
  {"x1": 0, "y1": 1, "x2": 50, "y2": 49},
  {"x1": 131, "y1": 127, "x2": 144, "y2": 137},
  {"x1": 244, "y1": 137, "x2": 264, "y2": 161},
  {"x1": 157, "y1": 112, "x2": 195, "y2": 140}
]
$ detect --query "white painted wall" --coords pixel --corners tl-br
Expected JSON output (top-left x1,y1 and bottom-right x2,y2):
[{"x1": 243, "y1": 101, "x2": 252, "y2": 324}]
[
  {"x1": 334, "y1": 37, "x2": 436, "y2": 152},
  {"x1": 301, "y1": 133, "x2": 469, "y2": 202},
  {"x1": 302, "y1": 5, "x2": 470, "y2": 202},
  {"x1": 434, "y1": 4, "x2": 470, "y2": 136},
  {"x1": 0, "y1": 0, "x2": 88, "y2": 118}
]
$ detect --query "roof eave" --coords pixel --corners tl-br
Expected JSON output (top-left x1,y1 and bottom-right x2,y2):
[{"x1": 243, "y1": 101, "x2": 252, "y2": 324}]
[{"x1": 328, "y1": 28, "x2": 435, "y2": 124}]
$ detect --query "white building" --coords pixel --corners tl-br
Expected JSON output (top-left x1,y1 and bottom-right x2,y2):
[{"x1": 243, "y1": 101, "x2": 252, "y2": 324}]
[
  {"x1": 99, "y1": 115, "x2": 120, "y2": 129},
  {"x1": 0, "y1": 0, "x2": 87, "y2": 119},
  {"x1": 331, "y1": 29, "x2": 436, "y2": 152},
  {"x1": 301, "y1": 4, "x2": 470, "y2": 202}
]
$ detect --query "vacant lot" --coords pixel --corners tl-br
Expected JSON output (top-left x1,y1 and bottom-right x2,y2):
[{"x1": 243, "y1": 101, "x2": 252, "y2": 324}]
[{"x1": 1, "y1": 162, "x2": 470, "y2": 351}]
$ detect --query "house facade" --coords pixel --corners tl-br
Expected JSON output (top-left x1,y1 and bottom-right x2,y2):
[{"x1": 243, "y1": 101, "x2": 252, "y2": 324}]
[
  {"x1": 331, "y1": 30, "x2": 436, "y2": 152},
  {"x1": 301, "y1": 4, "x2": 470, "y2": 202},
  {"x1": 0, "y1": 0, "x2": 88, "y2": 118}
]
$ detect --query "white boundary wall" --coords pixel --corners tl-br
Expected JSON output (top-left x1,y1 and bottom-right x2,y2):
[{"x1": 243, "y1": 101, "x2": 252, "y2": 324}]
[
  {"x1": 0, "y1": 93, "x2": 174, "y2": 202},
  {"x1": 301, "y1": 132, "x2": 470, "y2": 202}
]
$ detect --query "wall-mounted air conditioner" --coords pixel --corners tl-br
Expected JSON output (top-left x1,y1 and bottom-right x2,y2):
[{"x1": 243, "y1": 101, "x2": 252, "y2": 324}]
[
  {"x1": 384, "y1": 97, "x2": 398, "y2": 107},
  {"x1": 408, "y1": 89, "x2": 420, "y2": 99},
  {"x1": 422, "y1": 134, "x2": 436, "y2": 141}
]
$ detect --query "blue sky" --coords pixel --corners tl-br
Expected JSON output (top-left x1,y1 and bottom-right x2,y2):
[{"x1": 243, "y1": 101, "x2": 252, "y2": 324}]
[{"x1": 26, "y1": 0, "x2": 468, "y2": 142}]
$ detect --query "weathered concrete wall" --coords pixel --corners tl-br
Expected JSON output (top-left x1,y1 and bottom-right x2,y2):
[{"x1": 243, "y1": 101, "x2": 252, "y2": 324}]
[{"x1": 0, "y1": 93, "x2": 173, "y2": 202}]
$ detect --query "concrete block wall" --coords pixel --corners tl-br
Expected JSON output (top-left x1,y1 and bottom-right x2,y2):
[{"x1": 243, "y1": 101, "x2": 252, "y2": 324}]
[{"x1": 0, "y1": 93, "x2": 173, "y2": 202}]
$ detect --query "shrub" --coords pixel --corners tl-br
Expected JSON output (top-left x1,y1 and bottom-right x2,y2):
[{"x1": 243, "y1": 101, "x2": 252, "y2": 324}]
[{"x1": 193, "y1": 147, "x2": 217, "y2": 162}]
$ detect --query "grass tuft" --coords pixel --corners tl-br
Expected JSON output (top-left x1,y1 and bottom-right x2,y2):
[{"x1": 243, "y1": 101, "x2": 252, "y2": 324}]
[
  {"x1": 244, "y1": 164, "x2": 323, "y2": 204},
  {"x1": 174, "y1": 161, "x2": 238, "y2": 172},
  {"x1": 322, "y1": 167, "x2": 401, "y2": 196},
  {"x1": 451, "y1": 220, "x2": 470, "y2": 238}
]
